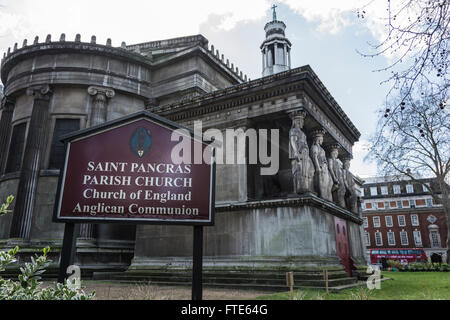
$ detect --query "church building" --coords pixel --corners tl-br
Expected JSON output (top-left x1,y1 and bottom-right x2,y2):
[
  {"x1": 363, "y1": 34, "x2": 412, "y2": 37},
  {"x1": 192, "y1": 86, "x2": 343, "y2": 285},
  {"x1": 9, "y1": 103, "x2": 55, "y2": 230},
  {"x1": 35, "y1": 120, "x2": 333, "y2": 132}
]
[{"x1": 0, "y1": 8, "x2": 367, "y2": 289}]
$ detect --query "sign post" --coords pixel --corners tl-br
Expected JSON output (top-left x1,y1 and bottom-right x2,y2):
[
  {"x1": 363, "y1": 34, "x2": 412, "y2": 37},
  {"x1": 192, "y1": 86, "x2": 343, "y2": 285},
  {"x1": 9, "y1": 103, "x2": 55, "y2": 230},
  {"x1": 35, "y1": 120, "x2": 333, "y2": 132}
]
[
  {"x1": 53, "y1": 110, "x2": 215, "y2": 300},
  {"x1": 57, "y1": 223, "x2": 79, "y2": 283},
  {"x1": 192, "y1": 225, "x2": 203, "y2": 300}
]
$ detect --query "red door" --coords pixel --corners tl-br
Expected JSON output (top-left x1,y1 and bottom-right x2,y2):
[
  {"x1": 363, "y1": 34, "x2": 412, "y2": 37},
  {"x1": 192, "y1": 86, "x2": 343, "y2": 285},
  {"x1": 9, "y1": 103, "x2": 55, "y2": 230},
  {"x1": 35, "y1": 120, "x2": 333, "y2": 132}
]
[{"x1": 334, "y1": 216, "x2": 354, "y2": 276}]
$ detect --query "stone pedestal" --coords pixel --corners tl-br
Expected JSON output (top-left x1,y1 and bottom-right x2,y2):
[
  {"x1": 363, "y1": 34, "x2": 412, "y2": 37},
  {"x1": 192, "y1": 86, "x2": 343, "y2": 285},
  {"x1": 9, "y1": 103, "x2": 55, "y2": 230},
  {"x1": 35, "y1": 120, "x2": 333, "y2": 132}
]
[{"x1": 128, "y1": 195, "x2": 366, "y2": 275}]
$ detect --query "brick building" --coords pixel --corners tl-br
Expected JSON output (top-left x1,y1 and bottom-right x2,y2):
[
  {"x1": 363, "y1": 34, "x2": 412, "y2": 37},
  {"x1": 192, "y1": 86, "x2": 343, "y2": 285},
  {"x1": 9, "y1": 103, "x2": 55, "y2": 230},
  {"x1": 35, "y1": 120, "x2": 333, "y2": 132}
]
[{"x1": 361, "y1": 176, "x2": 448, "y2": 263}]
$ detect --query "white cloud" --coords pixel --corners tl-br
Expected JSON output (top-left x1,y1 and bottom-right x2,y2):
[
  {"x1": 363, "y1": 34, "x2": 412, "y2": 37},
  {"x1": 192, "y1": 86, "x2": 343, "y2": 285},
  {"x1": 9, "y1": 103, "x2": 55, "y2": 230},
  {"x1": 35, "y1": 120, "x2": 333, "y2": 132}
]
[{"x1": 350, "y1": 138, "x2": 378, "y2": 178}]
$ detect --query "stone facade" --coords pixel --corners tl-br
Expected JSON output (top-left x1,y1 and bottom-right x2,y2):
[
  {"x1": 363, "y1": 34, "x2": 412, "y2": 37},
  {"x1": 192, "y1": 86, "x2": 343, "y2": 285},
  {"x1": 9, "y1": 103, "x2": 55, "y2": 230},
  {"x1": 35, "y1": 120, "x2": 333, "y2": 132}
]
[
  {"x1": 0, "y1": 13, "x2": 366, "y2": 280},
  {"x1": 0, "y1": 33, "x2": 245, "y2": 270}
]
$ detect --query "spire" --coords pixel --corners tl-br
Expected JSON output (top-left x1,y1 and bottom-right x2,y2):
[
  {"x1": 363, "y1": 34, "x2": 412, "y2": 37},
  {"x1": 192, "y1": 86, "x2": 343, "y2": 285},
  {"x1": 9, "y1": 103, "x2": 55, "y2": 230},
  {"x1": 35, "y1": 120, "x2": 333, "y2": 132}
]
[{"x1": 260, "y1": 5, "x2": 292, "y2": 77}]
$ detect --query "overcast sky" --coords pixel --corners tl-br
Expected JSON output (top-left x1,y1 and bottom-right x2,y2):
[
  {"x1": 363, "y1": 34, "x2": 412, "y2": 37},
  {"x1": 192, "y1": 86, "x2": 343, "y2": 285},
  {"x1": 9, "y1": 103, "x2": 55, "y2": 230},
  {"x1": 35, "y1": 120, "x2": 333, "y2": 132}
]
[{"x1": 0, "y1": 0, "x2": 397, "y2": 178}]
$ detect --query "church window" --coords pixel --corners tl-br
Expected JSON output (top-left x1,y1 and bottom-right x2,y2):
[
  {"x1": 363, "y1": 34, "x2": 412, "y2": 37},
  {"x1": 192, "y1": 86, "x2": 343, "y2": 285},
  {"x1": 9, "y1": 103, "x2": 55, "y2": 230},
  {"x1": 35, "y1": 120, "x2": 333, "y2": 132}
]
[
  {"x1": 48, "y1": 119, "x2": 80, "y2": 169},
  {"x1": 5, "y1": 122, "x2": 27, "y2": 173}
]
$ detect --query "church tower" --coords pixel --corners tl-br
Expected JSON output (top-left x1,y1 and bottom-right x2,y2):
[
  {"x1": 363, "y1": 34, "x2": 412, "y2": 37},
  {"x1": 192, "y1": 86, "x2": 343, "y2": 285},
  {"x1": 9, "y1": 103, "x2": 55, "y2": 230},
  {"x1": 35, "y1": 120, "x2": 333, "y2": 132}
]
[{"x1": 261, "y1": 5, "x2": 292, "y2": 77}]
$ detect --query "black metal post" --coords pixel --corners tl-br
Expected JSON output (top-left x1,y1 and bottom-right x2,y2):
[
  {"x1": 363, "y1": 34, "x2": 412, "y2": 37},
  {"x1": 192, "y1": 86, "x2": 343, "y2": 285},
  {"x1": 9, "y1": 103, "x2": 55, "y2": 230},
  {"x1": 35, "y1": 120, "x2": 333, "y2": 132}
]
[
  {"x1": 58, "y1": 223, "x2": 79, "y2": 283},
  {"x1": 192, "y1": 225, "x2": 204, "y2": 300}
]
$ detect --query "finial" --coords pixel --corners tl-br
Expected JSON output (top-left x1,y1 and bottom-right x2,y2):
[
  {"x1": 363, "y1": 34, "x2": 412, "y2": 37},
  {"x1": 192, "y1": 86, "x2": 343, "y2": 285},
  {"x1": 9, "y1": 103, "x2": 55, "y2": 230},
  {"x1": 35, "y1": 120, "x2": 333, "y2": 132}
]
[
  {"x1": 22, "y1": 39, "x2": 27, "y2": 47},
  {"x1": 45, "y1": 34, "x2": 51, "y2": 43},
  {"x1": 121, "y1": 41, "x2": 126, "y2": 49},
  {"x1": 34, "y1": 36, "x2": 39, "y2": 45},
  {"x1": 7, "y1": 48, "x2": 10, "y2": 55},
  {"x1": 226, "y1": 59, "x2": 229, "y2": 67},
  {"x1": 272, "y1": 4, "x2": 278, "y2": 21},
  {"x1": 75, "y1": 34, "x2": 81, "y2": 42},
  {"x1": 13, "y1": 43, "x2": 18, "y2": 51},
  {"x1": 216, "y1": 49, "x2": 219, "y2": 58},
  {"x1": 210, "y1": 44, "x2": 214, "y2": 53},
  {"x1": 106, "y1": 38, "x2": 112, "y2": 46},
  {"x1": 91, "y1": 35, "x2": 96, "y2": 44},
  {"x1": 60, "y1": 33, "x2": 66, "y2": 42}
]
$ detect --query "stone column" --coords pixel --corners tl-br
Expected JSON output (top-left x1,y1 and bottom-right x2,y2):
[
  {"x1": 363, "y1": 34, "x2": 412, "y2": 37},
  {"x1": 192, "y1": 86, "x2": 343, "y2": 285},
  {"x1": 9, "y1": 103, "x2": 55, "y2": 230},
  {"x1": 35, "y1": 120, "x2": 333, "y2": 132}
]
[
  {"x1": 235, "y1": 119, "x2": 252, "y2": 202},
  {"x1": 88, "y1": 86, "x2": 115, "y2": 126},
  {"x1": 0, "y1": 96, "x2": 15, "y2": 173},
  {"x1": 9, "y1": 85, "x2": 52, "y2": 240},
  {"x1": 78, "y1": 86, "x2": 115, "y2": 240}
]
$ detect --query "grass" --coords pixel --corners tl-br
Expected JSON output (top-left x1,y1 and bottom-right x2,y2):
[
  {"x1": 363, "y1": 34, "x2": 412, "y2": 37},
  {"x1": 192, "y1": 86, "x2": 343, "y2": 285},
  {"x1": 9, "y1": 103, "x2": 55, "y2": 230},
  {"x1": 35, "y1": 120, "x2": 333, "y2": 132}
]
[{"x1": 256, "y1": 272, "x2": 450, "y2": 300}]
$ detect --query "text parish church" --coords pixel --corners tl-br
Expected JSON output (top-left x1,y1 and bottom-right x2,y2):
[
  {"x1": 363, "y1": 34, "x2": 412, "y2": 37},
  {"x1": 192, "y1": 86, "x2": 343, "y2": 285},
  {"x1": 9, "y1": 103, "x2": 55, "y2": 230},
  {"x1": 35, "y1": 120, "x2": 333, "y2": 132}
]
[{"x1": 0, "y1": 7, "x2": 368, "y2": 288}]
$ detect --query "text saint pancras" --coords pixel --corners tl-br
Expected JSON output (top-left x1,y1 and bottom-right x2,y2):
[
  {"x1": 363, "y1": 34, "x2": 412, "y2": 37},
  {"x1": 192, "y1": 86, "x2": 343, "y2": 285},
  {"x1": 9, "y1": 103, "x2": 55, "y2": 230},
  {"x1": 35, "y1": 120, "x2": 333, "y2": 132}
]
[{"x1": 86, "y1": 161, "x2": 192, "y2": 174}]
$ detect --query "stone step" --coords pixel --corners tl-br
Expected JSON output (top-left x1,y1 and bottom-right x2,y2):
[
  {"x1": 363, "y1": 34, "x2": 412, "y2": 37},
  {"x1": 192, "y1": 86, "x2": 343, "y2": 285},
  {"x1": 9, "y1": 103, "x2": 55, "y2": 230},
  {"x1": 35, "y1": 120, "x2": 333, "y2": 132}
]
[
  {"x1": 106, "y1": 279, "x2": 359, "y2": 292},
  {"x1": 110, "y1": 273, "x2": 358, "y2": 288},
  {"x1": 119, "y1": 270, "x2": 349, "y2": 281}
]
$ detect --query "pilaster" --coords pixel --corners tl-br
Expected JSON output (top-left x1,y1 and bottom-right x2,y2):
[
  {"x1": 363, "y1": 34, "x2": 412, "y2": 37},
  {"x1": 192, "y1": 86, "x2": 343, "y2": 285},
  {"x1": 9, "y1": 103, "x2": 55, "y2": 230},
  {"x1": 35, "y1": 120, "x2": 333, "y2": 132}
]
[{"x1": 9, "y1": 85, "x2": 52, "y2": 240}]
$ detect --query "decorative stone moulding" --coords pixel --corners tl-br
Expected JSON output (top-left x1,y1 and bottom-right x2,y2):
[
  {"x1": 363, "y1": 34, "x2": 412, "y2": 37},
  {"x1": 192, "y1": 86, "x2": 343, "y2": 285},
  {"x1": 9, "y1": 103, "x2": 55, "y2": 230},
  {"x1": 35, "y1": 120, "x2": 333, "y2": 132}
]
[
  {"x1": 26, "y1": 85, "x2": 52, "y2": 100},
  {"x1": 311, "y1": 128, "x2": 326, "y2": 138},
  {"x1": 87, "y1": 86, "x2": 116, "y2": 99}
]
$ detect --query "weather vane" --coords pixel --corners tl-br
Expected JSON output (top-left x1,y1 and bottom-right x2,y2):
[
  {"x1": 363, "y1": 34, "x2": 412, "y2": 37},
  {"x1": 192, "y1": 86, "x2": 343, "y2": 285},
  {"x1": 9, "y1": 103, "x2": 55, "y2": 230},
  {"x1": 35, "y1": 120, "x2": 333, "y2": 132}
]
[{"x1": 272, "y1": 4, "x2": 277, "y2": 21}]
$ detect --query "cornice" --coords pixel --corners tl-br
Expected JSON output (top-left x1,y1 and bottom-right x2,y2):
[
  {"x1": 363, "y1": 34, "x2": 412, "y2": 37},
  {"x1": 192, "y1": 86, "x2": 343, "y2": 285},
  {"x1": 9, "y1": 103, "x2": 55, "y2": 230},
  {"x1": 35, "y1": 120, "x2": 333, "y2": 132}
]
[{"x1": 216, "y1": 194, "x2": 363, "y2": 224}]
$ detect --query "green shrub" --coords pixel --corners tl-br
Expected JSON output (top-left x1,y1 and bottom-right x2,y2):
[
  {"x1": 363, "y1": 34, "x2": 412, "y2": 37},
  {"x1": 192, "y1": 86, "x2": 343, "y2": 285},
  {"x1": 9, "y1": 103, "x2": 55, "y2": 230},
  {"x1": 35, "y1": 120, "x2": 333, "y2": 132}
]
[
  {"x1": 0, "y1": 246, "x2": 95, "y2": 300},
  {"x1": 0, "y1": 196, "x2": 14, "y2": 217},
  {"x1": 387, "y1": 260, "x2": 401, "y2": 269}
]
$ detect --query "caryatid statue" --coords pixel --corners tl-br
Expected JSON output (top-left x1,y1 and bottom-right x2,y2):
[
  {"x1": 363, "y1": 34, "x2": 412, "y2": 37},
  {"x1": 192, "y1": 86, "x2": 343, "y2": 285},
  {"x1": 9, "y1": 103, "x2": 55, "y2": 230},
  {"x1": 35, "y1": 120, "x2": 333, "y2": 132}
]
[
  {"x1": 310, "y1": 129, "x2": 333, "y2": 201},
  {"x1": 343, "y1": 157, "x2": 358, "y2": 214},
  {"x1": 289, "y1": 110, "x2": 315, "y2": 194},
  {"x1": 328, "y1": 144, "x2": 346, "y2": 208}
]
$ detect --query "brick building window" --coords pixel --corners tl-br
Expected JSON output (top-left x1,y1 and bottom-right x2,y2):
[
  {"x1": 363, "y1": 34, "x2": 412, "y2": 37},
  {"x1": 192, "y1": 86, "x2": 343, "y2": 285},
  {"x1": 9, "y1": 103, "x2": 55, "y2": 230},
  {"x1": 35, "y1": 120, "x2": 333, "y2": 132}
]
[
  {"x1": 373, "y1": 216, "x2": 381, "y2": 228},
  {"x1": 406, "y1": 184, "x2": 414, "y2": 193},
  {"x1": 430, "y1": 230, "x2": 441, "y2": 248},
  {"x1": 370, "y1": 187, "x2": 378, "y2": 196},
  {"x1": 393, "y1": 185, "x2": 401, "y2": 194},
  {"x1": 375, "y1": 231, "x2": 383, "y2": 246},
  {"x1": 387, "y1": 231, "x2": 396, "y2": 246},
  {"x1": 385, "y1": 216, "x2": 393, "y2": 227},
  {"x1": 400, "y1": 231, "x2": 409, "y2": 245},
  {"x1": 381, "y1": 186, "x2": 388, "y2": 195},
  {"x1": 413, "y1": 231, "x2": 422, "y2": 246},
  {"x1": 411, "y1": 214, "x2": 419, "y2": 226},
  {"x1": 426, "y1": 199, "x2": 433, "y2": 207},
  {"x1": 398, "y1": 215, "x2": 406, "y2": 227},
  {"x1": 409, "y1": 200, "x2": 416, "y2": 208},
  {"x1": 5, "y1": 123, "x2": 27, "y2": 173},
  {"x1": 397, "y1": 201, "x2": 403, "y2": 209},
  {"x1": 365, "y1": 232, "x2": 370, "y2": 246},
  {"x1": 363, "y1": 217, "x2": 368, "y2": 228}
]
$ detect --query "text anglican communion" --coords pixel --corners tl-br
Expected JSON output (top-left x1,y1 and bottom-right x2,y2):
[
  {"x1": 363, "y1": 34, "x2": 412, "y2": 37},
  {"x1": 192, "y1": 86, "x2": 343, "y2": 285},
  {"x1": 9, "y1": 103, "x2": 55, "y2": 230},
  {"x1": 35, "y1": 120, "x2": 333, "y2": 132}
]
[{"x1": 71, "y1": 161, "x2": 200, "y2": 217}]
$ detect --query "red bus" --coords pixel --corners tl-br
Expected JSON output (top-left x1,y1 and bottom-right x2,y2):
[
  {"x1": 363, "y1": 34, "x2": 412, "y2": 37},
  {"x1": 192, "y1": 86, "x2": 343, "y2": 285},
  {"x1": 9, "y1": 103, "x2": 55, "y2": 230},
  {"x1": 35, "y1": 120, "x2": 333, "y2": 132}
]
[{"x1": 370, "y1": 249, "x2": 427, "y2": 265}]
